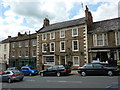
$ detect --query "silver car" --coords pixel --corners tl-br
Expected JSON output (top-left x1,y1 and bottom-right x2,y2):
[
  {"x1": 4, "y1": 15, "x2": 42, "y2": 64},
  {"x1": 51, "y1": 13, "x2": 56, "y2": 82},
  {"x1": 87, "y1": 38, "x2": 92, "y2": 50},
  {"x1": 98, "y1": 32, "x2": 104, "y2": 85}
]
[{"x1": 0, "y1": 70, "x2": 24, "y2": 83}]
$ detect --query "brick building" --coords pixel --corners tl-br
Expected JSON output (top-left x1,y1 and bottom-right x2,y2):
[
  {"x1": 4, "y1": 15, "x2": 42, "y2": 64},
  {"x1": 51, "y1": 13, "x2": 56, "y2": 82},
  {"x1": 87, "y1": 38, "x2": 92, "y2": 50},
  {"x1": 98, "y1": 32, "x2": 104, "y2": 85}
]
[
  {"x1": 8, "y1": 32, "x2": 37, "y2": 68},
  {"x1": 37, "y1": 6, "x2": 93, "y2": 70}
]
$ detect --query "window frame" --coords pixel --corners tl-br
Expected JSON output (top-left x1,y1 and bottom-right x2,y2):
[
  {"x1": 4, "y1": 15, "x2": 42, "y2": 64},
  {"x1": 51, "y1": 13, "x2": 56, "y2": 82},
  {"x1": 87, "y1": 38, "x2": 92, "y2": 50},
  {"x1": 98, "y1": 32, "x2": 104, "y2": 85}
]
[
  {"x1": 115, "y1": 31, "x2": 120, "y2": 45},
  {"x1": 72, "y1": 28, "x2": 78, "y2": 37},
  {"x1": 50, "y1": 32, "x2": 55, "y2": 40},
  {"x1": 42, "y1": 43, "x2": 47, "y2": 52},
  {"x1": 60, "y1": 41, "x2": 66, "y2": 52},
  {"x1": 73, "y1": 56, "x2": 79, "y2": 66},
  {"x1": 72, "y1": 40, "x2": 79, "y2": 51},
  {"x1": 50, "y1": 42, "x2": 55, "y2": 52},
  {"x1": 60, "y1": 30, "x2": 65, "y2": 38},
  {"x1": 32, "y1": 50, "x2": 36, "y2": 57},
  {"x1": 42, "y1": 33, "x2": 47, "y2": 41}
]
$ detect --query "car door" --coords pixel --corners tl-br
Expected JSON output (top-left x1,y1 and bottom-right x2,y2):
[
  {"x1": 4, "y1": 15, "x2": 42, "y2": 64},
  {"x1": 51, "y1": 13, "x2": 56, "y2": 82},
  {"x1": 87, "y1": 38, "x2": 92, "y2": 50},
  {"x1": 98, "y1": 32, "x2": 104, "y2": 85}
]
[
  {"x1": 46, "y1": 66, "x2": 54, "y2": 75},
  {"x1": 21, "y1": 68, "x2": 29, "y2": 75},
  {"x1": 2, "y1": 71, "x2": 10, "y2": 81},
  {"x1": 93, "y1": 64, "x2": 106, "y2": 75},
  {"x1": 84, "y1": 64, "x2": 94, "y2": 75}
]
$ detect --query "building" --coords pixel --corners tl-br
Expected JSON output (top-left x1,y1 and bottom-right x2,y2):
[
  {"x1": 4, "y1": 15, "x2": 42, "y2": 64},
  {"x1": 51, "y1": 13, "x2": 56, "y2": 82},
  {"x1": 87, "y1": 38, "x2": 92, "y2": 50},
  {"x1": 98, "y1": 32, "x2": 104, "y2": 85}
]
[
  {"x1": 8, "y1": 32, "x2": 37, "y2": 68},
  {"x1": 0, "y1": 37, "x2": 11, "y2": 70},
  {"x1": 88, "y1": 18, "x2": 120, "y2": 64},
  {"x1": 37, "y1": 6, "x2": 93, "y2": 70}
]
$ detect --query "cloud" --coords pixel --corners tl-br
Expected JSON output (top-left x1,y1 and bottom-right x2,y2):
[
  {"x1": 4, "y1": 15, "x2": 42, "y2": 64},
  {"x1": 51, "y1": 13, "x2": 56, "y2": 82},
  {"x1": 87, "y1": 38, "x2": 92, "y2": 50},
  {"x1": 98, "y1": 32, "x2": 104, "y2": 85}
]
[{"x1": 0, "y1": 0, "x2": 119, "y2": 41}]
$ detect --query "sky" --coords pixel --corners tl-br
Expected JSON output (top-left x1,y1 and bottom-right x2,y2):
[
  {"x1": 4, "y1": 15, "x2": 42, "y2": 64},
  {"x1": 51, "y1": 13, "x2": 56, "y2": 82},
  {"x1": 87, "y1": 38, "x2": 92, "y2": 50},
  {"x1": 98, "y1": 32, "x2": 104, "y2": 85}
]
[{"x1": 0, "y1": 0, "x2": 119, "y2": 41}]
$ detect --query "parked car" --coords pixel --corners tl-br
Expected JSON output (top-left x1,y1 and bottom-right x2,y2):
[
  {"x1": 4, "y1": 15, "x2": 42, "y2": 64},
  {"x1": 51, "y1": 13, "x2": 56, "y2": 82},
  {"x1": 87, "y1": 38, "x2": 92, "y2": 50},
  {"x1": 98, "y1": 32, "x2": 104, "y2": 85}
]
[
  {"x1": 21, "y1": 66, "x2": 39, "y2": 76},
  {"x1": 0, "y1": 70, "x2": 24, "y2": 83},
  {"x1": 7, "y1": 67, "x2": 20, "y2": 71},
  {"x1": 77, "y1": 63, "x2": 120, "y2": 76},
  {"x1": 40, "y1": 65, "x2": 71, "y2": 77}
]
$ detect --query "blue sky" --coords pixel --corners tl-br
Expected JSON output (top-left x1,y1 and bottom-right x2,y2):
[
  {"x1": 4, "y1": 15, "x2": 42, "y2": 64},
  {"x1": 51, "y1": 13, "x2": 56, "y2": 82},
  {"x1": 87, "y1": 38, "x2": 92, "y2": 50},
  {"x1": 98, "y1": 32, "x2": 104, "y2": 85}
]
[{"x1": 0, "y1": 0, "x2": 119, "y2": 41}]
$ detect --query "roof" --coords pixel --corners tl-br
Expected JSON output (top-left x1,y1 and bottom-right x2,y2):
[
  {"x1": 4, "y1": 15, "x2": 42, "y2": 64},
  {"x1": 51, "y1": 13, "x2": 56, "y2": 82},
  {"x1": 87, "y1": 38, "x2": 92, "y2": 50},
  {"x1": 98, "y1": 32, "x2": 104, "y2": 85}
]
[
  {"x1": 0, "y1": 33, "x2": 37, "y2": 43},
  {"x1": 88, "y1": 17, "x2": 120, "y2": 33},
  {"x1": 38, "y1": 17, "x2": 86, "y2": 32}
]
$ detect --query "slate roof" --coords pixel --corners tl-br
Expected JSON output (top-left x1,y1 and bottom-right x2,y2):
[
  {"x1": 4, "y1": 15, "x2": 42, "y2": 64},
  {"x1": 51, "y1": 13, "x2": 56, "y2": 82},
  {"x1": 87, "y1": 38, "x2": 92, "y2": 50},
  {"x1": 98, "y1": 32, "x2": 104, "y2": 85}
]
[
  {"x1": 88, "y1": 17, "x2": 120, "y2": 33},
  {"x1": 1, "y1": 33, "x2": 37, "y2": 43},
  {"x1": 38, "y1": 17, "x2": 86, "y2": 32}
]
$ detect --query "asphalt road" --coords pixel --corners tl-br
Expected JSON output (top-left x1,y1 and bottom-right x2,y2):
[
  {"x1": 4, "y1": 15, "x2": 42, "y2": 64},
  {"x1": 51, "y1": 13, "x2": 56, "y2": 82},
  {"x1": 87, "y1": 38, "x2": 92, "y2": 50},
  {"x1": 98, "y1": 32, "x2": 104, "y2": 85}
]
[{"x1": 1, "y1": 71, "x2": 119, "y2": 89}]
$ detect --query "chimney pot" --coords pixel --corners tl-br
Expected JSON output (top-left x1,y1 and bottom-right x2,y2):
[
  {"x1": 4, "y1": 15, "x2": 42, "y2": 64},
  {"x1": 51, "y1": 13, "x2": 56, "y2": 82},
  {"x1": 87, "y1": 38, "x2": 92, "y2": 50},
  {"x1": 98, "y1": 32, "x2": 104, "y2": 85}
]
[{"x1": 43, "y1": 18, "x2": 50, "y2": 27}]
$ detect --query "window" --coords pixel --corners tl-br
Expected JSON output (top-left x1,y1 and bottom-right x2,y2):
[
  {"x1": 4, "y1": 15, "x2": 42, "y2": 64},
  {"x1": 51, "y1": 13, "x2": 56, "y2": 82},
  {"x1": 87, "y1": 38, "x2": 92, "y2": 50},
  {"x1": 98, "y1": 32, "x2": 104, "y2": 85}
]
[
  {"x1": 72, "y1": 28, "x2": 78, "y2": 37},
  {"x1": 4, "y1": 44, "x2": 6, "y2": 50},
  {"x1": 93, "y1": 33, "x2": 108, "y2": 46},
  {"x1": 32, "y1": 40, "x2": 37, "y2": 46},
  {"x1": 72, "y1": 40, "x2": 79, "y2": 51},
  {"x1": 42, "y1": 43, "x2": 47, "y2": 52},
  {"x1": 4, "y1": 54, "x2": 6, "y2": 59},
  {"x1": 50, "y1": 32, "x2": 55, "y2": 39},
  {"x1": 115, "y1": 31, "x2": 120, "y2": 45},
  {"x1": 12, "y1": 50, "x2": 15, "y2": 57},
  {"x1": 12, "y1": 43, "x2": 15, "y2": 48},
  {"x1": 32, "y1": 50, "x2": 36, "y2": 57},
  {"x1": 18, "y1": 42, "x2": 22, "y2": 47},
  {"x1": 19, "y1": 51, "x2": 22, "y2": 57},
  {"x1": 60, "y1": 30, "x2": 65, "y2": 38},
  {"x1": 60, "y1": 41, "x2": 65, "y2": 52},
  {"x1": 25, "y1": 41, "x2": 29, "y2": 47},
  {"x1": 73, "y1": 56, "x2": 79, "y2": 66},
  {"x1": 50, "y1": 42, "x2": 55, "y2": 52},
  {"x1": 42, "y1": 33, "x2": 47, "y2": 40},
  {"x1": 43, "y1": 56, "x2": 54, "y2": 65},
  {"x1": 25, "y1": 50, "x2": 28, "y2": 57}
]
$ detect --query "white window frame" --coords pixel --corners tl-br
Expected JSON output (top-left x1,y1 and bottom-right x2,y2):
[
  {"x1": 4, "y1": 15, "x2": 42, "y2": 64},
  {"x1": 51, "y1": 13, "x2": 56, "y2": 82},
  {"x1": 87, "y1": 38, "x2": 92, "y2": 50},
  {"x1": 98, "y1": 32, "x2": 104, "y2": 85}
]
[
  {"x1": 42, "y1": 55, "x2": 55, "y2": 65},
  {"x1": 50, "y1": 42, "x2": 55, "y2": 52},
  {"x1": 72, "y1": 40, "x2": 79, "y2": 51},
  {"x1": 25, "y1": 50, "x2": 28, "y2": 57},
  {"x1": 19, "y1": 51, "x2": 22, "y2": 57},
  {"x1": 50, "y1": 32, "x2": 55, "y2": 40},
  {"x1": 42, "y1": 33, "x2": 47, "y2": 41},
  {"x1": 25, "y1": 41, "x2": 29, "y2": 47},
  {"x1": 93, "y1": 33, "x2": 108, "y2": 46},
  {"x1": 18, "y1": 42, "x2": 22, "y2": 47},
  {"x1": 60, "y1": 41, "x2": 66, "y2": 52},
  {"x1": 60, "y1": 30, "x2": 65, "y2": 38},
  {"x1": 72, "y1": 28, "x2": 78, "y2": 37},
  {"x1": 32, "y1": 40, "x2": 37, "y2": 46},
  {"x1": 73, "y1": 56, "x2": 79, "y2": 66},
  {"x1": 12, "y1": 43, "x2": 15, "y2": 48},
  {"x1": 32, "y1": 50, "x2": 36, "y2": 57},
  {"x1": 42, "y1": 43, "x2": 47, "y2": 52},
  {"x1": 115, "y1": 31, "x2": 120, "y2": 45}
]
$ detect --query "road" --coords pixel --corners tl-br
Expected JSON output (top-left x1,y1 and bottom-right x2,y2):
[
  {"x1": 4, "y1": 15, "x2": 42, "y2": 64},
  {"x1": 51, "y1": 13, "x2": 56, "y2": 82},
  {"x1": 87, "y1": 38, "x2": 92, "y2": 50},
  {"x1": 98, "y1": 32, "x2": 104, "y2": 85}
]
[{"x1": 1, "y1": 71, "x2": 119, "y2": 89}]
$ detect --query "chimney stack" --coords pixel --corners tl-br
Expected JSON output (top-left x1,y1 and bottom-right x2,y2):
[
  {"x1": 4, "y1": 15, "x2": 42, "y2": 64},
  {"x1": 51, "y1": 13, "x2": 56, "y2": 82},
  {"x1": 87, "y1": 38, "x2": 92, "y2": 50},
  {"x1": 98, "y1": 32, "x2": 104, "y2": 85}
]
[
  {"x1": 8, "y1": 36, "x2": 11, "y2": 38},
  {"x1": 85, "y1": 5, "x2": 93, "y2": 26},
  {"x1": 18, "y1": 32, "x2": 21, "y2": 36},
  {"x1": 43, "y1": 18, "x2": 50, "y2": 27}
]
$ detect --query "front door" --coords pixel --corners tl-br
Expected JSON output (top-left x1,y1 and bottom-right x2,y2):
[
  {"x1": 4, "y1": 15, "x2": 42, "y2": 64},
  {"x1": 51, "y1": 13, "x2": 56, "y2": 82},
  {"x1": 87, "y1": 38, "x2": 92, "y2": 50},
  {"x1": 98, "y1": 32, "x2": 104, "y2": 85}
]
[{"x1": 60, "y1": 56, "x2": 65, "y2": 65}]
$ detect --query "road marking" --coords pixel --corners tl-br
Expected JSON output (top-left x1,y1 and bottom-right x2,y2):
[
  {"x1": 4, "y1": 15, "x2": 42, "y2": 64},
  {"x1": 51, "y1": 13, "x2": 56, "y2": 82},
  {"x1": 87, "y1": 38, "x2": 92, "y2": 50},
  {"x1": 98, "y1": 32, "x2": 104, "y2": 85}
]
[{"x1": 47, "y1": 80, "x2": 82, "y2": 83}]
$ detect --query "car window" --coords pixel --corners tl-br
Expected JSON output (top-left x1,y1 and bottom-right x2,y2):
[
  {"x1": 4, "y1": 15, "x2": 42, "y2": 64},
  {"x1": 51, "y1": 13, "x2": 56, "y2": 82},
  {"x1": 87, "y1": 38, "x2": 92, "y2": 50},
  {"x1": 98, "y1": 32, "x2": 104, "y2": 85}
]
[
  {"x1": 84, "y1": 64, "x2": 93, "y2": 68},
  {"x1": 22, "y1": 68, "x2": 29, "y2": 70},
  {"x1": 3, "y1": 71, "x2": 11, "y2": 74},
  {"x1": 47, "y1": 66, "x2": 53, "y2": 70},
  {"x1": 93, "y1": 64, "x2": 103, "y2": 68},
  {"x1": 59, "y1": 65, "x2": 65, "y2": 69}
]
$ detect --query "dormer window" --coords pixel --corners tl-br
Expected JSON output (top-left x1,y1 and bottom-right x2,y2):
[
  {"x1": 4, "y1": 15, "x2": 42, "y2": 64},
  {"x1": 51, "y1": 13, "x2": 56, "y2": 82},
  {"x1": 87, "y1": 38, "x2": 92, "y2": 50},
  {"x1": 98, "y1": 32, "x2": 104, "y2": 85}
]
[{"x1": 72, "y1": 28, "x2": 78, "y2": 37}]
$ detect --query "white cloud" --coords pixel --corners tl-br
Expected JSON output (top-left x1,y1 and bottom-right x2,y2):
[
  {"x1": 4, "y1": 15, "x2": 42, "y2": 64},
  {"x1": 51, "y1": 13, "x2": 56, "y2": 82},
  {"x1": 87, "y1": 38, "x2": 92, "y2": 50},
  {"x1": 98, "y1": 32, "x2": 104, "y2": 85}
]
[{"x1": 0, "y1": 0, "x2": 119, "y2": 41}]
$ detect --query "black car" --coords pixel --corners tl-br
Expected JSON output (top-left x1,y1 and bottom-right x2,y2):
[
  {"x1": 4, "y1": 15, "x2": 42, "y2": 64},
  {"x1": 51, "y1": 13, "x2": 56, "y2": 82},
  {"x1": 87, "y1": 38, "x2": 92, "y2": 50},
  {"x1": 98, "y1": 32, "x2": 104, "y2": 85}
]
[
  {"x1": 77, "y1": 63, "x2": 119, "y2": 76},
  {"x1": 40, "y1": 65, "x2": 71, "y2": 77}
]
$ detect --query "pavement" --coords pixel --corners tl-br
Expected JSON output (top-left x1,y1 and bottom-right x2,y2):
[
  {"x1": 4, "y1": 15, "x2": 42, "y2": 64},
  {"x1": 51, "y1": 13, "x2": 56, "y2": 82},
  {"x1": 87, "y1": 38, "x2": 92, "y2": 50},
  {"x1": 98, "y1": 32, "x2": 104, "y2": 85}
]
[{"x1": 71, "y1": 70, "x2": 78, "y2": 75}]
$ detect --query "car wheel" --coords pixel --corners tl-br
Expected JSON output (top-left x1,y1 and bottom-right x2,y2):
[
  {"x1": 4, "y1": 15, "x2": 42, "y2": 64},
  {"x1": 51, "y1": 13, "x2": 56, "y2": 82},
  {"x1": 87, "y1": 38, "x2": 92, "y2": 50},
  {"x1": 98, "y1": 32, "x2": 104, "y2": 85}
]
[
  {"x1": 8, "y1": 78, "x2": 12, "y2": 83},
  {"x1": 29, "y1": 73, "x2": 32, "y2": 76},
  {"x1": 40, "y1": 73, "x2": 44, "y2": 77},
  {"x1": 20, "y1": 78, "x2": 23, "y2": 81},
  {"x1": 57, "y1": 72, "x2": 60, "y2": 77},
  {"x1": 108, "y1": 71, "x2": 113, "y2": 76},
  {"x1": 81, "y1": 71, "x2": 86, "y2": 76}
]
